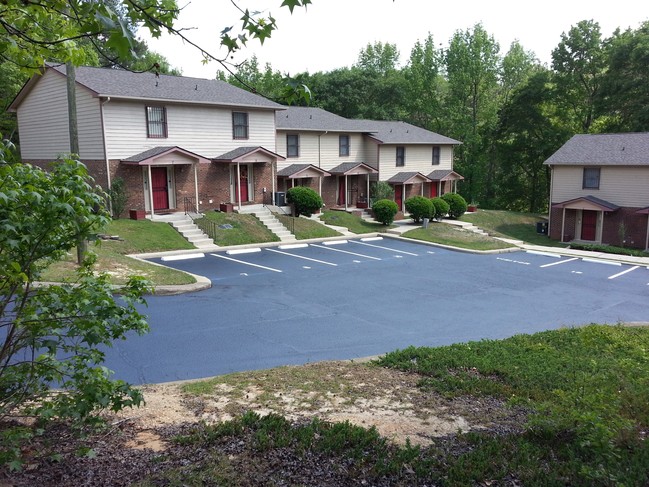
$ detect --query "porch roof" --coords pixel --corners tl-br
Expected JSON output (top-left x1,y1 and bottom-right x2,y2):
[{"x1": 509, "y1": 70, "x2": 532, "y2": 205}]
[
  {"x1": 212, "y1": 146, "x2": 286, "y2": 163},
  {"x1": 387, "y1": 171, "x2": 431, "y2": 184},
  {"x1": 552, "y1": 195, "x2": 620, "y2": 212},
  {"x1": 427, "y1": 169, "x2": 464, "y2": 181},
  {"x1": 121, "y1": 146, "x2": 210, "y2": 165},
  {"x1": 328, "y1": 162, "x2": 378, "y2": 175},
  {"x1": 277, "y1": 163, "x2": 331, "y2": 178},
  {"x1": 636, "y1": 206, "x2": 649, "y2": 215}
]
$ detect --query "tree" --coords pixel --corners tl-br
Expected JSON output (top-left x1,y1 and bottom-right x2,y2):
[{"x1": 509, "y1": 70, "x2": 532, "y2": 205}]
[
  {"x1": 0, "y1": 150, "x2": 152, "y2": 467},
  {"x1": 551, "y1": 20, "x2": 608, "y2": 133},
  {"x1": 597, "y1": 22, "x2": 649, "y2": 132},
  {"x1": 444, "y1": 24, "x2": 501, "y2": 204},
  {"x1": 355, "y1": 41, "x2": 400, "y2": 75}
]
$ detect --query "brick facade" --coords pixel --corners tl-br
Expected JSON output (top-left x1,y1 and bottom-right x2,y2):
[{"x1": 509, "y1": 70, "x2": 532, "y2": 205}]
[{"x1": 549, "y1": 205, "x2": 648, "y2": 249}]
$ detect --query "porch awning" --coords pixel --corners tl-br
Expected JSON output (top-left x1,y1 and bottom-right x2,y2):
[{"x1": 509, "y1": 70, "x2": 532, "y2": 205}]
[
  {"x1": 552, "y1": 195, "x2": 620, "y2": 212},
  {"x1": 121, "y1": 146, "x2": 210, "y2": 165},
  {"x1": 427, "y1": 169, "x2": 464, "y2": 181},
  {"x1": 387, "y1": 171, "x2": 431, "y2": 184},
  {"x1": 328, "y1": 162, "x2": 378, "y2": 175},
  {"x1": 212, "y1": 146, "x2": 285, "y2": 164},
  {"x1": 277, "y1": 163, "x2": 331, "y2": 178},
  {"x1": 636, "y1": 206, "x2": 649, "y2": 215}
]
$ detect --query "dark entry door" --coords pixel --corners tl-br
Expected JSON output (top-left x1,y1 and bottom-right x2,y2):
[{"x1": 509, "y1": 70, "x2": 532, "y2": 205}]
[
  {"x1": 581, "y1": 210, "x2": 597, "y2": 240},
  {"x1": 238, "y1": 166, "x2": 249, "y2": 202},
  {"x1": 430, "y1": 182, "x2": 438, "y2": 198},
  {"x1": 151, "y1": 167, "x2": 169, "y2": 210},
  {"x1": 338, "y1": 177, "x2": 346, "y2": 206},
  {"x1": 394, "y1": 185, "x2": 403, "y2": 211}
]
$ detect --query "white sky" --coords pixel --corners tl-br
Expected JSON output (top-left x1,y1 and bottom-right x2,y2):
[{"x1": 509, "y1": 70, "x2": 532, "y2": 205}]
[{"x1": 140, "y1": 0, "x2": 649, "y2": 79}]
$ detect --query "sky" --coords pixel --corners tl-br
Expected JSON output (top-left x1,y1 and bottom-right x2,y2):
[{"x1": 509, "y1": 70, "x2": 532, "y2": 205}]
[{"x1": 140, "y1": 0, "x2": 649, "y2": 79}]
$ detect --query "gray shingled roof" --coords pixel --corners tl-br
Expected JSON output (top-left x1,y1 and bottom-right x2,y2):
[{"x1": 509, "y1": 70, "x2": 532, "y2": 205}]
[
  {"x1": 328, "y1": 162, "x2": 378, "y2": 174},
  {"x1": 213, "y1": 146, "x2": 284, "y2": 162},
  {"x1": 275, "y1": 107, "x2": 461, "y2": 145},
  {"x1": 122, "y1": 146, "x2": 177, "y2": 162},
  {"x1": 48, "y1": 64, "x2": 284, "y2": 109},
  {"x1": 427, "y1": 169, "x2": 464, "y2": 181},
  {"x1": 544, "y1": 133, "x2": 649, "y2": 166},
  {"x1": 387, "y1": 172, "x2": 431, "y2": 184},
  {"x1": 553, "y1": 195, "x2": 620, "y2": 211},
  {"x1": 277, "y1": 164, "x2": 330, "y2": 177}
]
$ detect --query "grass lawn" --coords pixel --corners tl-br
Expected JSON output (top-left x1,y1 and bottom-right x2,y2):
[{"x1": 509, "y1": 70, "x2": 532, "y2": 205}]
[
  {"x1": 319, "y1": 209, "x2": 392, "y2": 234},
  {"x1": 403, "y1": 221, "x2": 515, "y2": 251},
  {"x1": 276, "y1": 214, "x2": 342, "y2": 240},
  {"x1": 196, "y1": 211, "x2": 279, "y2": 246},
  {"x1": 460, "y1": 209, "x2": 565, "y2": 247},
  {"x1": 40, "y1": 219, "x2": 197, "y2": 286}
]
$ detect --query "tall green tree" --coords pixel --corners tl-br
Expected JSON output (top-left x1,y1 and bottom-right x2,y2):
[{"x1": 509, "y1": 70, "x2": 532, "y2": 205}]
[
  {"x1": 355, "y1": 41, "x2": 400, "y2": 75},
  {"x1": 218, "y1": 55, "x2": 287, "y2": 101},
  {"x1": 444, "y1": 23, "x2": 501, "y2": 204},
  {"x1": 551, "y1": 20, "x2": 608, "y2": 133},
  {"x1": 597, "y1": 22, "x2": 649, "y2": 131},
  {"x1": 403, "y1": 34, "x2": 447, "y2": 132}
]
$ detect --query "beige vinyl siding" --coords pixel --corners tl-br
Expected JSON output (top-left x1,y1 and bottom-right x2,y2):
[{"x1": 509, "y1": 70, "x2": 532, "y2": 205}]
[
  {"x1": 276, "y1": 132, "x2": 376, "y2": 172},
  {"x1": 551, "y1": 166, "x2": 649, "y2": 207},
  {"x1": 104, "y1": 101, "x2": 277, "y2": 159},
  {"x1": 17, "y1": 70, "x2": 104, "y2": 160},
  {"x1": 378, "y1": 144, "x2": 454, "y2": 181}
]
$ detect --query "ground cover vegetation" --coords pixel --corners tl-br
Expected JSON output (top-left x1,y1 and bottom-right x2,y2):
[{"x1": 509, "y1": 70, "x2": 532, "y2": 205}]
[
  {"x1": 275, "y1": 214, "x2": 341, "y2": 239},
  {"x1": 320, "y1": 209, "x2": 392, "y2": 233},
  {"x1": 195, "y1": 211, "x2": 280, "y2": 246},
  {"x1": 403, "y1": 223, "x2": 514, "y2": 251}
]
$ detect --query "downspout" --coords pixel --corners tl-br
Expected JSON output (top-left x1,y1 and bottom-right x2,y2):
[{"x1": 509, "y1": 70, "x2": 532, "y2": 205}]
[{"x1": 100, "y1": 96, "x2": 111, "y2": 191}]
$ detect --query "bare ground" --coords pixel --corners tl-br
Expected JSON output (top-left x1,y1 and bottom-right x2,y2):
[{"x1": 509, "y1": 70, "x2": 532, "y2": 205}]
[{"x1": 4, "y1": 360, "x2": 529, "y2": 486}]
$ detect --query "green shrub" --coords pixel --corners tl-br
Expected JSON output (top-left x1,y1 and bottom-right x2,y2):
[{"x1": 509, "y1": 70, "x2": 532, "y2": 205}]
[
  {"x1": 286, "y1": 186, "x2": 323, "y2": 217},
  {"x1": 372, "y1": 199, "x2": 399, "y2": 225},
  {"x1": 404, "y1": 196, "x2": 433, "y2": 223},
  {"x1": 431, "y1": 197, "x2": 450, "y2": 221},
  {"x1": 108, "y1": 177, "x2": 128, "y2": 219},
  {"x1": 441, "y1": 193, "x2": 467, "y2": 219},
  {"x1": 370, "y1": 181, "x2": 394, "y2": 205}
]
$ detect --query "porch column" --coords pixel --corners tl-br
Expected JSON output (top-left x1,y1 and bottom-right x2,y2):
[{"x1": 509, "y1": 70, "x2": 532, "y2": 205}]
[
  {"x1": 645, "y1": 217, "x2": 649, "y2": 250},
  {"x1": 271, "y1": 160, "x2": 276, "y2": 203},
  {"x1": 366, "y1": 175, "x2": 370, "y2": 204},
  {"x1": 344, "y1": 175, "x2": 348, "y2": 211},
  {"x1": 319, "y1": 176, "x2": 322, "y2": 197},
  {"x1": 236, "y1": 162, "x2": 242, "y2": 211},
  {"x1": 147, "y1": 165, "x2": 155, "y2": 217},
  {"x1": 561, "y1": 208, "x2": 566, "y2": 242},
  {"x1": 193, "y1": 162, "x2": 199, "y2": 213},
  {"x1": 420, "y1": 182, "x2": 424, "y2": 196}
]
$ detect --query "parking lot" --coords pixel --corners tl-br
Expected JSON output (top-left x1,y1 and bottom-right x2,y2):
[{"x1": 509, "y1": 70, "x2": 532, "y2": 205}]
[{"x1": 102, "y1": 237, "x2": 649, "y2": 385}]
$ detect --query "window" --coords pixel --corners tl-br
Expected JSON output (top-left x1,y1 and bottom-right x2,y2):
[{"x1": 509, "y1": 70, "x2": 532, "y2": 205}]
[
  {"x1": 287, "y1": 134, "x2": 299, "y2": 157},
  {"x1": 582, "y1": 167, "x2": 600, "y2": 189},
  {"x1": 146, "y1": 106, "x2": 167, "y2": 138},
  {"x1": 232, "y1": 112, "x2": 249, "y2": 139},
  {"x1": 396, "y1": 146, "x2": 405, "y2": 167},
  {"x1": 432, "y1": 146, "x2": 440, "y2": 165},
  {"x1": 339, "y1": 135, "x2": 350, "y2": 156}
]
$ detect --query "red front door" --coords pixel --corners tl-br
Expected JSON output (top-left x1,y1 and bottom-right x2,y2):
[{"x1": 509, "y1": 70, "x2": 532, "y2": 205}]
[
  {"x1": 581, "y1": 210, "x2": 597, "y2": 240},
  {"x1": 151, "y1": 167, "x2": 169, "y2": 210},
  {"x1": 338, "y1": 177, "x2": 346, "y2": 206},
  {"x1": 430, "y1": 182, "x2": 438, "y2": 198},
  {"x1": 237, "y1": 166, "x2": 249, "y2": 202},
  {"x1": 394, "y1": 185, "x2": 403, "y2": 211}
]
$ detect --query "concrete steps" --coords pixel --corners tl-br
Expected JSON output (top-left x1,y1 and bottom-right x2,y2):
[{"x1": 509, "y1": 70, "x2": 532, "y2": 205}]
[
  {"x1": 152, "y1": 213, "x2": 215, "y2": 249},
  {"x1": 238, "y1": 205, "x2": 297, "y2": 243}
]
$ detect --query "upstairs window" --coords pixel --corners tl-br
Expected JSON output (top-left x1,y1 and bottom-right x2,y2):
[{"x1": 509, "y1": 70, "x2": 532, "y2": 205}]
[
  {"x1": 232, "y1": 112, "x2": 249, "y2": 139},
  {"x1": 582, "y1": 167, "x2": 600, "y2": 189},
  {"x1": 146, "y1": 106, "x2": 167, "y2": 138},
  {"x1": 287, "y1": 134, "x2": 299, "y2": 157},
  {"x1": 432, "y1": 146, "x2": 440, "y2": 165},
  {"x1": 396, "y1": 146, "x2": 405, "y2": 167},
  {"x1": 339, "y1": 135, "x2": 350, "y2": 156}
]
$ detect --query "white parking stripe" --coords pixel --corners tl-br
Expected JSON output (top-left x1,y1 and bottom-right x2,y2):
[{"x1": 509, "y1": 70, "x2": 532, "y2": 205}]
[
  {"x1": 349, "y1": 240, "x2": 418, "y2": 256},
  {"x1": 540, "y1": 257, "x2": 579, "y2": 268},
  {"x1": 582, "y1": 258, "x2": 621, "y2": 266},
  {"x1": 266, "y1": 248, "x2": 338, "y2": 266},
  {"x1": 526, "y1": 250, "x2": 562, "y2": 258},
  {"x1": 608, "y1": 266, "x2": 640, "y2": 280},
  {"x1": 310, "y1": 244, "x2": 382, "y2": 260},
  {"x1": 210, "y1": 253, "x2": 282, "y2": 272}
]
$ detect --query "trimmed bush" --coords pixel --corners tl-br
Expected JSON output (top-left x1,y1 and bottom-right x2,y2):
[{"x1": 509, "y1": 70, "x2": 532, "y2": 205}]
[
  {"x1": 431, "y1": 197, "x2": 450, "y2": 221},
  {"x1": 441, "y1": 193, "x2": 467, "y2": 219},
  {"x1": 370, "y1": 181, "x2": 394, "y2": 205},
  {"x1": 404, "y1": 195, "x2": 433, "y2": 223},
  {"x1": 108, "y1": 177, "x2": 128, "y2": 219},
  {"x1": 372, "y1": 199, "x2": 399, "y2": 225},
  {"x1": 286, "y1": 186, "x2": 323, "y2": 217}
]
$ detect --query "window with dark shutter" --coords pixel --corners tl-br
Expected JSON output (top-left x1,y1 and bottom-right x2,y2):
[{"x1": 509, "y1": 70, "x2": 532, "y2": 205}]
[
  {"x1": 232, "y1": 112, "x2": 249, "y2": 139},
  {"x1": 287, "y1": 134, "x2": 299, "y2": 157},
  {"x1": 396, "y1": 146, "x2": 405, "y2": 167},
  {"x1": 582, "y1": 167, "x2": 600, "y2": 189},
  {"x1": 146, "y1": 106, "x2": 167, "y2": 138}
]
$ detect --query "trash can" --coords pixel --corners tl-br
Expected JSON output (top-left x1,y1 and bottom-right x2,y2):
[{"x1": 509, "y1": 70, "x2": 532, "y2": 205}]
[
  {"x1": 536, "y1": 221, "x2": 548, "y2": 234},
  {"x1": 274, "y1": 191, "x2": 286, "y2": 206},
  {"x1": 422, "y1": 218, "x2": 430, "y2": 229}
]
